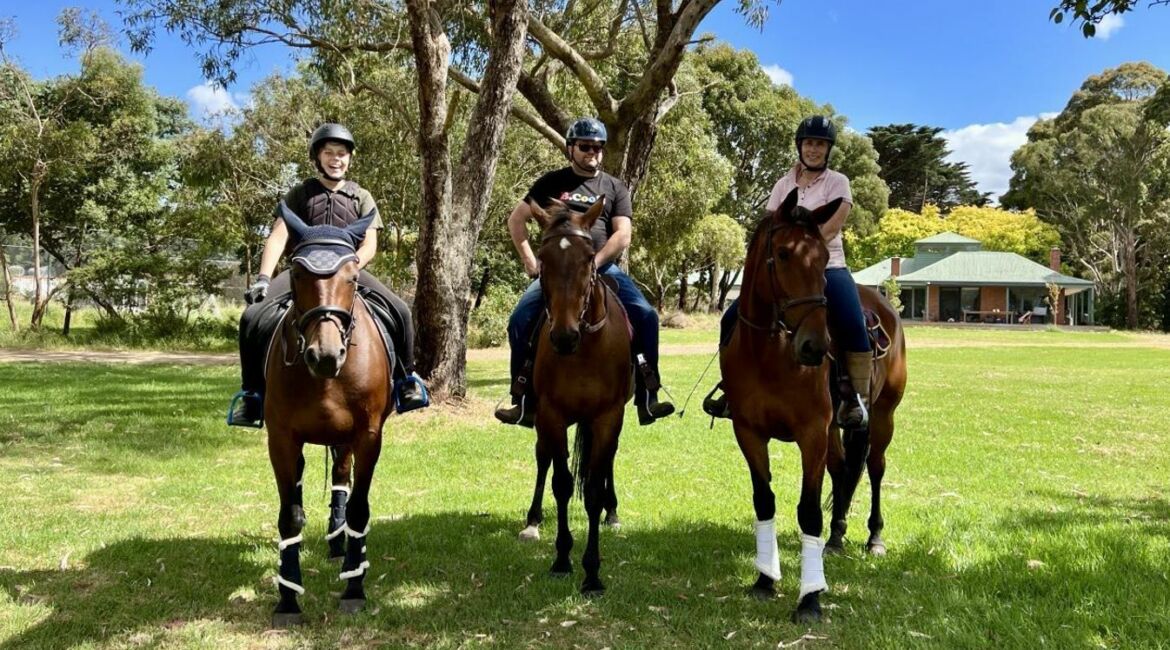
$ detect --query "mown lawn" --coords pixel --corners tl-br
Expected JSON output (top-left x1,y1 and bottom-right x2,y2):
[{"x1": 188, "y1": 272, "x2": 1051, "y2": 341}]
[{"x1": 1, "y1": 329, "x2": 1168, "y2": 648}]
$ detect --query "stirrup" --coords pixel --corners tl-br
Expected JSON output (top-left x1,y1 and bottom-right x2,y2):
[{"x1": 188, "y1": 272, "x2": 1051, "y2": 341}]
[
  {"x1": 836, "y1": 393, "x2": 869, "y2": 429},
  {"x1": 702, "y1": 384, "x2": 731, "y2": 419},
  {"x1": 227, "y1": 391, "x2": 264, "y2": 428},
  {"x1": 393, "y1": 374, "x2": 431, "y2": 414}
]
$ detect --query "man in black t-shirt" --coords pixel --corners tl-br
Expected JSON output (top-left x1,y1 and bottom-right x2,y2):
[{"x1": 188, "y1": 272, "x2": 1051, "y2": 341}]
[{"x1": 494, "y1": 117, "x2": 674, "y2": 428}]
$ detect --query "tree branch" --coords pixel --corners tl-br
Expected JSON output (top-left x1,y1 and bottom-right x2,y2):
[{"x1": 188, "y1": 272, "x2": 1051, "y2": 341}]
[
  {"x1": 526, "y1": 14, "x2": 617, "y2": 118},
  {"x1": 620, "y1": 0, "x2": 719, "y2": 122},
  {"x1": 448, "y1": 68, "x2": 564, "y2": 147}
]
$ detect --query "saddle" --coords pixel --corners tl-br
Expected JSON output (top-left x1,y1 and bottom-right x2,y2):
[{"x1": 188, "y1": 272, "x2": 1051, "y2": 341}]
[{"x1": 864, "y1": 309, "x2": 892, "y2": 360}]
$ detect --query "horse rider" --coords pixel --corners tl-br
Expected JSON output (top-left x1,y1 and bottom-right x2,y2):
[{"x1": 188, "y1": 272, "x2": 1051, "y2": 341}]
[
  {"x1": 228, "y1": 123, "x2": 429, "y2": 427},
  {"x1": 705, "y1": 115, "x2": 873, "y2": 428},
  {"x1": 494, "y1": 117, "x2": 675, "y2": 428}
]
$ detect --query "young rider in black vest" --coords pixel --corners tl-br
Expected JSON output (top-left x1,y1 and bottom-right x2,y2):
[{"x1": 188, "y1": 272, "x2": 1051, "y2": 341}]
[{"x1": 228, "y1": 123, "x2": 428, "y2": 426}]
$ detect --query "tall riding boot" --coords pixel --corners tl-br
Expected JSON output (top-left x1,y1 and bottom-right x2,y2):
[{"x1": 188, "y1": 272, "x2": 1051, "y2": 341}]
[
  {"x1": 494, "y1": 359, "x2": 536, "y2": 428},
  {"x1": 837, "y1": 351, "x2": 873, "y2": 429},
  {"x1": 635, "y1": 354, "x2": 675, "y2": 425}
]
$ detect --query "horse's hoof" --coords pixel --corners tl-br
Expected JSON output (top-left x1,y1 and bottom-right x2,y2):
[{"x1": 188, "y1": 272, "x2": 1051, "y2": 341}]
[
  {"x1": 338, "y1": 598, "x2": 366, "y2": 614},
  {"x1": 604, "y1": 514, "x2": 622, "y2": 530},
  {"x1": 867, "y1": 542, "x2": 887, "y2": 557},
  {"x1": 581, "y1": 581, "x2": 606, "y2": 598},
  {"x1": 271, "y1": 612, "x2": 303, "y2": 628},
  {"x1": 825, "y1": 540, "x2": 845, "y2": 556},
  {"x1": 549, "y1": 560, "x2": 572, "y2": 577},
  {"x1": 748, "y1": 584, "x2": 775, "y2": 601},
  {"x1": 791, "y1": 593, "x2": 823, "y2": 624},
  {"x1": 519, "y1": 525, "x2": 541, "y2": 542}
]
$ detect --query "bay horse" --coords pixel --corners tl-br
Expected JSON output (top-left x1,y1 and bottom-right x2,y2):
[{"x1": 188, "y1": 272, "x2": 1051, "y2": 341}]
[
  {"x1": 718, "y1": 188, "x2": 904, "y2": 623},
  {"x1": 527, "y1": 198, "x2": 631, "y2": 596},
  {"x1": 264, "y1": 203, "x2": 392, "y2": 626}
]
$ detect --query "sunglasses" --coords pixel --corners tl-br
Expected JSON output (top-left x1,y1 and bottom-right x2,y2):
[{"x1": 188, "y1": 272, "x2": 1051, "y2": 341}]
[{"x1": 575, "y1": 143, "x2": 604, "y2": 153}]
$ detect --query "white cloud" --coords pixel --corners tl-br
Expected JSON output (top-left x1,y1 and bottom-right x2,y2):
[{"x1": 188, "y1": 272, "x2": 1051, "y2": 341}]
[
  {"x1": 941, "y1": 113, "x2": 1058, "y2": 202},
  {"x1": 761, "y1": 64, "x2": 794, "y2": 87},
  {"x1": 1094, "y1": 14, "x2": 1124, "y2": 40},
  {"x1": 185, "y1": 82, "x2": 250, "y2": 120}
]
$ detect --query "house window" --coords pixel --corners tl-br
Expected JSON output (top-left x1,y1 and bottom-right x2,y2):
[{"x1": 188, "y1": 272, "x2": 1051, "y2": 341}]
[
  {"x1": 961, "y1": 288, "x2": 981, "y2": 312},
  {"x1": 899, "y1": 288, "x2": 925, "y2": 320}
]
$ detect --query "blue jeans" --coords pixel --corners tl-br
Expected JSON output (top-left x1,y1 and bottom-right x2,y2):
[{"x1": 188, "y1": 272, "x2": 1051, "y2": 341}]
[
  {"x1": 719, "y1": 267, "x2": 871, "y2": 352},
  {"x1": 507, "y1": 264, "x2": 661, "y2": 391}
]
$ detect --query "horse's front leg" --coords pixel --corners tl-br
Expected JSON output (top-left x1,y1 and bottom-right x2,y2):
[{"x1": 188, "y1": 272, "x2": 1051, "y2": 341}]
[
  {"x1": 793, "y1": 421, "x2": 830, "y2": 624},
  {"x1": 269, "y1": 436, "x2": 307, "y2": 627},
  {"x1": 733, "y1": 423, "x2": 779, "y2": 600},
  {"x1": 520, "y1": 440, "x2": 552, "y2": 541},
  {"x1": 327, "y1": 445, "x2": 353, "y2": 559},
  {"x1": 338, "y1": 429, "x2": 382, "y2": 614},
  {"x1": 581, "y1": 408, "x2": 622, "y2": 596},
  {"x1": 538, "y1": 411, "x2": 574, "y2": 577}
]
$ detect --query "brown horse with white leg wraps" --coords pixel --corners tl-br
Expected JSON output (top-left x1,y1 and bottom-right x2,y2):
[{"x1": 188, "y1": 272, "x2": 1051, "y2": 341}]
[
  {"x1": 528, "y1": 198, "x2": 631, "y2": 596},
  {"x1": 264, "y1": 204, "x2": 393, "y2": 626},
  {"x1": 719, "y1": 188, "x2": 905, "y2": 624}
]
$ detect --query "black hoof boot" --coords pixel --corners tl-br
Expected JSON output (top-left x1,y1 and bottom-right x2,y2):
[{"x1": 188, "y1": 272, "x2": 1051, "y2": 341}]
[
  {"x1": 549, "y1": 558, "x2": 572, "y2": 577},
  {"x1": 581, "y1": 577, "x2": 606, "y2": 598},
  {"x1": 339, "y1": 599, "x2": 366, "y2": 614}
]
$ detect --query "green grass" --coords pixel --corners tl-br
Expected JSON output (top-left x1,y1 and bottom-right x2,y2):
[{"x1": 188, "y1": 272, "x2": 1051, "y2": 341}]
[
  {"x1": 0, "y1": 301, "x2": 240, "y2": 353},
  {"x1": 2, "y1": 329, "x2": 1169, "y2": 648}
]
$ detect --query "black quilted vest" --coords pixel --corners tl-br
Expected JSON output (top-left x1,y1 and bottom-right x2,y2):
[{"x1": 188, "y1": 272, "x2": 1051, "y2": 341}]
[{"x1": 295, "y1": 179, "x2": 365, "y2": 227}]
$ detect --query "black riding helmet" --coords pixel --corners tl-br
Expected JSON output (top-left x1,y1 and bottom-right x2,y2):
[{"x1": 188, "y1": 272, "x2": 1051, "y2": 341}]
[
  {"x1": 794, "y1": 115, "x2": 837, "y2": 171},
  {"x1": 309, "y1": 123, "x2": 356, "y2": 180}
]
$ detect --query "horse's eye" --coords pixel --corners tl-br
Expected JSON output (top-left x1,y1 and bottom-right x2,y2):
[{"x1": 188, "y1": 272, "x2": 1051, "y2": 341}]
[{"x1": 776, "y1": 248, "x2": 791, "y2": 261}]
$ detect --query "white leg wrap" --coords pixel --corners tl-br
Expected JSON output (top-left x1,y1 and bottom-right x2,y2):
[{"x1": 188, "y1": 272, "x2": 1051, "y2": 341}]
[
  {"x1": 799, "y1": 533, "x2": 828, "y2": 599},
  {"x1": 325, "y1": 526, "x2": 345, "y2": 541},
  {"x1": 332, "y1": 485, "x2": 351, "y2": 495},
  {"x1": 277, "y1": 534, "x2": 303, "y2": 551},
  {"x1": 344, "y1": 524, "x2": 370, "y2": 538},
  {"x1": 339, "y1": 561, "x2": 370, "y2": 580},
  {"x1": 754, "y1": 519, "x2": 781, "y2": 580},
  {"x1": 274, "y1": 575, "x2": 305, "y2": 595}
]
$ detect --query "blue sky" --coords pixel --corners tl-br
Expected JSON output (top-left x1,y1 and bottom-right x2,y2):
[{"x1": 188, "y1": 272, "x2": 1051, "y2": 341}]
[{"x1": 5, "y1": 0, "x2": 1170, "y2": 199}]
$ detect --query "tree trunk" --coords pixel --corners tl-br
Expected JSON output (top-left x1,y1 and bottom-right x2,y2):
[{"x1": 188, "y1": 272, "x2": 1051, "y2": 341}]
[
  {"x1": 1123, "y1": 228, "x2": 1138, "y2": 329},
  {"x1": 677, "y1": 272, "x2": 688, "y2": 312},
  {"x1": 709, "y1": 260, "x2": 719, "y2": 312},
  {"x1": 29, "y1": 163, "x2": 49, "y2": 329},
  {"x1": 408, "y1": 0, "x2": 529, "y2": 399},
  {"x1": 717, "y1": 268, "x2": 741, "y2": 311},
  {"x1": 472, "y1": 267, "x2": 490, "y2": 310},
  {"x1": 0, "y1": 239, "x2": 17, "y2": 332}
]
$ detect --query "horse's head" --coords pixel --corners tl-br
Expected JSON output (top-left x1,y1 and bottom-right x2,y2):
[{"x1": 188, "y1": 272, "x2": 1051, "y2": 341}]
[
  {"x1": 280, "y1": 202, "x2": 374, "y2": 378},
  {"x1": 530, "y1": 198, "x2": 605, "y2": 355},
  {"x1": 750, "y1": 188, "x2": 841, "y2": 366}
]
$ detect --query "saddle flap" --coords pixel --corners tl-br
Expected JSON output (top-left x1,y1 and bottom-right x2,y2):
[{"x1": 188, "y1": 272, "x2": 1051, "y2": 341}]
[{"x1": 863, "y1": 309, "x2": 892, "y2": 360}]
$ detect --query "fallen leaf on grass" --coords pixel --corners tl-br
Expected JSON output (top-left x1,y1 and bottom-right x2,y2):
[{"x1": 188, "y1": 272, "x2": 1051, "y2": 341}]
[
  {"x1": 908, "y1": 631, "x2": 932, "y2": 639},
  {"x1": 1027, "y1": 559, "x2": 1046, "y2": 570},
  {"x1": 560, "y1": 620, "x2": 577, "y2": 628}
]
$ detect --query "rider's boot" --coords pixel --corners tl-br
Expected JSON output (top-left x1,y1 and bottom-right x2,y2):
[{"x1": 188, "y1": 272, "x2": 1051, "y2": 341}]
[
  {"x1": 227, "y1": 391, "x2": 264, "y2": 428},
  {"x1": 393, "y1": 371, "x2": 431, "y2": 413},
  {"x1": 495, "y1": 358, "x2": 536, "y2": 428},
  {"x1": 702, "y1": 383, "x2": 732, "y2": 419},
  {"x1": 837, "y1": 351, "x2": 873, "y2": 429},
  {"x1": 635, "y1": 354, "x2": 674, "y2": 425}
]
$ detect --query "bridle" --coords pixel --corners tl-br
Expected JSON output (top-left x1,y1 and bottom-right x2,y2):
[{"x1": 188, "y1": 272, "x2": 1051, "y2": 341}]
[
  {"x1": 282, "y1": 238, "x2": 360, "y2": 366},
  {"x1": 737, "y1": 219, "x2": 827, "y2": 337},
  {"x1": 539, "y1": 226, "x2": 609, "y2": 334}
]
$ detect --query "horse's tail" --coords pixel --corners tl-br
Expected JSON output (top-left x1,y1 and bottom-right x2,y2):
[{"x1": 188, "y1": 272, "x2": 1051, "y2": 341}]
[
  {"x1": 839, "y1": 427, "x2": 871, "y2": 509},
  {"x1": 572, "y1": 421, "x2": 592, "y2": 501}
]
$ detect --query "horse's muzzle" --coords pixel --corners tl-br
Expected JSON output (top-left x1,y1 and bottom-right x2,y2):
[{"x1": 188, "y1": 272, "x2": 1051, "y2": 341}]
[
  {"x1": 305, "y1": 344, "x2": 346, "y2": 378},
  {"x1": 550, "y1": 328, "x2": 581, "y2": 355}
]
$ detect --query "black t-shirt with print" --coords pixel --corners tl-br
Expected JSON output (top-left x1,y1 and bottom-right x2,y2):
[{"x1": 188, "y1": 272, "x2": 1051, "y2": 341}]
[{"x1": 525, "y1": 167, "x2": 632, "y2": 253}]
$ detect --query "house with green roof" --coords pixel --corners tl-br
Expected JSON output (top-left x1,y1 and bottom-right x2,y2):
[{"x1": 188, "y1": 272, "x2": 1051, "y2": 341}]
[{"x1": 852, "y1": 232, "x2": 1096, "y2": 325}]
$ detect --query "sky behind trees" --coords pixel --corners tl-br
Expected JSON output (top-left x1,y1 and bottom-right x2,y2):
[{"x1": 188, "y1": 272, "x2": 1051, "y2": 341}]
[{"x1": 6, "y1": 0, "x2": 1170, "y2": 200}]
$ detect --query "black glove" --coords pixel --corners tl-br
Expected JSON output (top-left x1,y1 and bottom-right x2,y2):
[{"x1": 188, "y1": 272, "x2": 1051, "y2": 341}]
[{"x1": 245, "y1": 274, "x2": 271, "y2": 304}]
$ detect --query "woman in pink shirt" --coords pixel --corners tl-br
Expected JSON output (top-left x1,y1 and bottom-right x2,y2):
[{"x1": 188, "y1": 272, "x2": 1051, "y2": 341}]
[{"x1": 705, "y1": 116, "x2": 873, "y2": 429}]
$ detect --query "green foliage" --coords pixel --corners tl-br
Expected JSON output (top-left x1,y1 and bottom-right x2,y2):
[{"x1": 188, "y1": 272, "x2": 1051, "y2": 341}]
[
  {"x1": 467, "y1": 283, "x2": 518, "y2": 349},
  {"x1": 881, "y1": 276, "x2": 903, "y2": 312},
  {"x1": 1049, "y1": 0, "x2": 1170, "y2": 37},
  {"x1": 867, "y1": 123, "x2": 990, "y2": 212},
  {"x1": 1003, "y1": 62, "x2": 1170, "y2": 328}
]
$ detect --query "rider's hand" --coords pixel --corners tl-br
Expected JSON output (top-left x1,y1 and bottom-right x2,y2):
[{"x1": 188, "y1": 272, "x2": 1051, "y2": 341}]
[
  {"x1": 245, "y1": 274, "x2": 271, "y2": 304},
  {"x1": 524, "y1": 258, "x2": 541, "y2": 279}
]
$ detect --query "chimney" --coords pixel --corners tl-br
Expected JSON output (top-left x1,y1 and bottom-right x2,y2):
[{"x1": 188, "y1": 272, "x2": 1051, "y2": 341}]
[
  {"x1": 1049, "y1": 247, "x2": 1061, "y2": 272},
  {"x1": 890, "y1": 257, "x2": 901, "y2": 277}
]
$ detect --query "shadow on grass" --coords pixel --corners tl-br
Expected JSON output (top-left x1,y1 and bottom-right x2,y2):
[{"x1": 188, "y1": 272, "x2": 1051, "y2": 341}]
[{"x1": 5, "y1": 497, "x2": 1169, "y2": 647}]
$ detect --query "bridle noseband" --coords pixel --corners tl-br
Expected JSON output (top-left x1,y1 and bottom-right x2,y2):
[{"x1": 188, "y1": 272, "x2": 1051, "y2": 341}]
[
  {"x1": 539, "y1": 226, "x2": 608, "y2": 334},
  {"x1": 737, "y1": 220, "x2": 828, "y2": 337}
]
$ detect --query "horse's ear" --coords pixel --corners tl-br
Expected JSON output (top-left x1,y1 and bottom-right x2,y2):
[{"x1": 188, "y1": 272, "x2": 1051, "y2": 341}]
[
  {"x1": 776, "y1": 188, "x2": 799, "y2": 223},
  {"x1": 279, "y1": 201, "x2": 311, "y2": 242},
  {"x1": 528, "y1": 199, "x2": 552, "y2": 230},
  {"x1": 346, "y1": 209, "x2": 377, "y2": 245},
  {"x1": 580, "y1": 197, "x2": 605, "y2": 231},
  {"x1": 809, "y1": 197, "x2": 843, "y2": 226}
]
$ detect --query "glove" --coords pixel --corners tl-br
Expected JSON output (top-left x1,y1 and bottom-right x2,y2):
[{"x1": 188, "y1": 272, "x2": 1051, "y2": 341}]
[{"x1": 245, "y1": 274, "x2": 271, "y2": 304}]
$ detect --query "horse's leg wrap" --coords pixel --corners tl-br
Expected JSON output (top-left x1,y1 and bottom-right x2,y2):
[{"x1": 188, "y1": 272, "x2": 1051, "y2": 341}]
[
  {"x1": 275, "y1": 534, "x2": 305, "y2": 596},
  {"x1": 754, "y1": 518, "x2": 781, "y2": 580},
  {"x1": 798, "y1": 533, "x2": 828, "y2": 599},
  {"x1": 326, "y1": 485, "x2": 350, "y2": 557},
  {"x1": 339, "y1": 524, "x2": 370, "y2": 580}
]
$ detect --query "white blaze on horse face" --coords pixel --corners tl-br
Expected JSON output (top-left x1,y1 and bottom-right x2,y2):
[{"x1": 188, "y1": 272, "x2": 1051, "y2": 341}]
[{"x1": 560, "y1": 237, "x2": 571, "y2": 250}]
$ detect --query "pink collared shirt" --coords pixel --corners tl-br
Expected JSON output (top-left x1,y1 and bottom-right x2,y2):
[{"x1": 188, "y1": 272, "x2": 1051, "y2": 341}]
[{"x1": 765, "y1": 166, "x2": 853, "y2": 269}]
